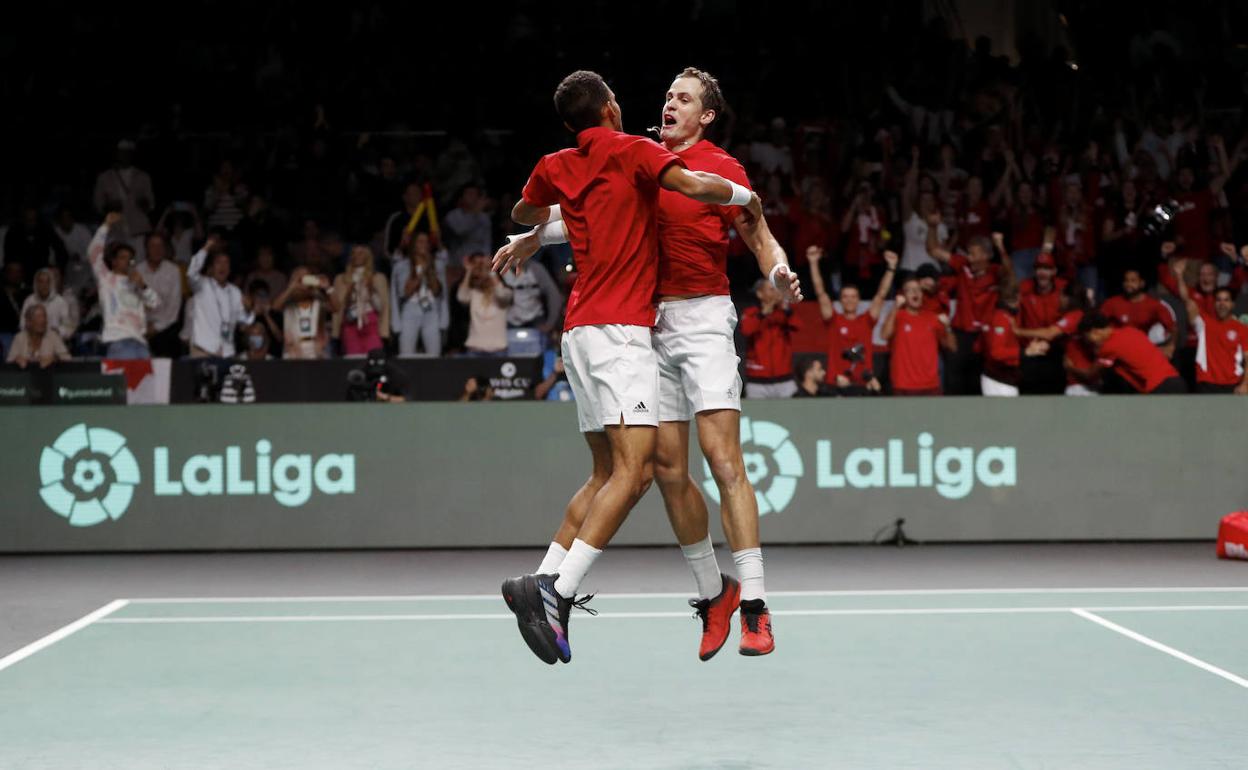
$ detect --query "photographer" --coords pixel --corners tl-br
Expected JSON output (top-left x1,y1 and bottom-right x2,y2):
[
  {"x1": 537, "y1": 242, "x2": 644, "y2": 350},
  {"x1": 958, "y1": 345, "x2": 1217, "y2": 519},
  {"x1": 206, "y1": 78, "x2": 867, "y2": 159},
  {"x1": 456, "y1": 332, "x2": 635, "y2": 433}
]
[
  {"x1": 534, "y1": 330, "x2": 573, "y2": 401},
  {"x1": 808, "y1": 245, "x2": 895, "y2": 395},
  {"x1": 459, "y1": 375, "x2": 494, "y2": 402},
  {"x1": 793, "y1": 358, "x2": 831, "y2": 397},
  {"x1": 346, "y1": 347, "x2": 410, "y2": 402},
  {"x1": 456, "y1": 251, "x2": 512, "y2": 356},
  {"x1": 274, "y1": 265, "x2": 337, "y2": 359}
]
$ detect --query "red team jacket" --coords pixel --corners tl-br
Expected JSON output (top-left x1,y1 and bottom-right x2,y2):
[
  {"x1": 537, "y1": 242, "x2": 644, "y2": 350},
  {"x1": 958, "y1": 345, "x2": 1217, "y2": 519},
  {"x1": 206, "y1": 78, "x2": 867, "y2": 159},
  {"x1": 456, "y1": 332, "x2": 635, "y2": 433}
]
[{"x1": 741, "y1": 306, "x2": 798, "y2": 380}]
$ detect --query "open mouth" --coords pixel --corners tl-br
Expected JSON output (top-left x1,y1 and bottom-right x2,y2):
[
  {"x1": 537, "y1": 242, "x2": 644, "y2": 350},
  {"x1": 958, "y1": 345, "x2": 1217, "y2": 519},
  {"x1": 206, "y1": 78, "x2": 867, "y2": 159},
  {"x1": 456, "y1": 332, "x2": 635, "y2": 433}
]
[{"x1": 662, "y1": 113, "x2": 677, "y2": 127}]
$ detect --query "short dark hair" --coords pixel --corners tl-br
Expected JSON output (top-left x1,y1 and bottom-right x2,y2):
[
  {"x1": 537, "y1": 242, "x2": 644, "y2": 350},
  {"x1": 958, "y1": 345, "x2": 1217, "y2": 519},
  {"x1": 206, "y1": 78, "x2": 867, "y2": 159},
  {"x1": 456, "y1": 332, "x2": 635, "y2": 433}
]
[
  {"x1": 106, "y1": 242, "x2": 135, "y2": 263},
  {"x1": 1077, "y1": 312, "x2": 1111, "y2": 335},
  {"x1": 795, "y1": 357, "x2": 823, "y2": 380},
  {"x1": 1215, "y1": 286, "x2": 1236, "y2": 302},
  {"x1": 554, "y1": 70, "x2": 611, "y2": 133},
  {"x1": 675, "y1": 67, "x2": 725, "y2": 118}
]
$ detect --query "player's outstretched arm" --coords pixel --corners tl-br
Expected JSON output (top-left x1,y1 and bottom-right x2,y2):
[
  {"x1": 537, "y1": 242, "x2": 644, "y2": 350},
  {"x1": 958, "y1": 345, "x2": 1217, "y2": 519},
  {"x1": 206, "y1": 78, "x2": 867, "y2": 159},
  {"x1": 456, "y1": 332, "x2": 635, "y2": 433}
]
[
  {"x1": 492, "y1": 220, "x2": 568, "y2": 275},
  {"x1": 659, "y1": 166, "x2": 763, "y2": 222},
  {"x1": 736, "y1": 210, "x2": 802, "y2": 304}
]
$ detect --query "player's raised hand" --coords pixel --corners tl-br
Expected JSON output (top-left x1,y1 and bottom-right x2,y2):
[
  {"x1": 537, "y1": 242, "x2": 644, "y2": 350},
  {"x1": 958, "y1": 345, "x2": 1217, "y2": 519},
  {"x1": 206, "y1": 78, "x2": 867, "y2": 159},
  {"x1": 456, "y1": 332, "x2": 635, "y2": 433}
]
[
  {"x1": 772, "y1": 263, "x2": 803, "y2": 303},
  {"x1": 493, "y1": 230, "x2": 540, "y2": 276}
]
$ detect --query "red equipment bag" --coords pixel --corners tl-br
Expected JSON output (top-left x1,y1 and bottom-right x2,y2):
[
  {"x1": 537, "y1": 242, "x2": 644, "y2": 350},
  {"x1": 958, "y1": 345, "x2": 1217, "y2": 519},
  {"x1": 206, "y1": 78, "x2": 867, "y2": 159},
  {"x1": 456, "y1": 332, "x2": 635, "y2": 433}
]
[{"x1": 1216, "y1": 512, "x2": 1248, "y2": 560}]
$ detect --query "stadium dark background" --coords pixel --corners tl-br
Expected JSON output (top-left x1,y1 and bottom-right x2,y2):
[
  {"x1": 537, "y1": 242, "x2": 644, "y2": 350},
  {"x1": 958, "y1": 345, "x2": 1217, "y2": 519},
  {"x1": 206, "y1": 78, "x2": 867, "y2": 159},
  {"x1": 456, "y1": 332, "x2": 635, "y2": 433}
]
[{"x1": 6, "y1": 0, "x2": 1248, "y2": 226}]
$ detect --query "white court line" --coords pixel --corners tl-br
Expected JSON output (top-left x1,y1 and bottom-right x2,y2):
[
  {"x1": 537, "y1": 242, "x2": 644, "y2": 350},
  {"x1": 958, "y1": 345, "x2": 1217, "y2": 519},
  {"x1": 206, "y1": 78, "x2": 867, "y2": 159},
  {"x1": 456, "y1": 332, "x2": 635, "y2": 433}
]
[
  {"x1": 1071, "y1": 608, "x2": 1248, "y2": 690},
  {"x1": 123, "y1": 586, "x2": 1248, "y2": 604},
  {"x1": 96, "y1": 604, "x2": 1248, "y2": 624},
  {"x1": 0, "y1": 600, "x2": 129, "y2": 674}
]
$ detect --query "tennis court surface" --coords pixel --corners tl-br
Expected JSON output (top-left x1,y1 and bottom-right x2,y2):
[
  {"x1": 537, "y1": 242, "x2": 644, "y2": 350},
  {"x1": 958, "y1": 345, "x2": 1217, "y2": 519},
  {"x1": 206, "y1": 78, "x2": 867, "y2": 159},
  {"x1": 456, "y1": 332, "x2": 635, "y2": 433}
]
[{"x1": 2, "y1": 545, "x2": 1245, "y2": 769}]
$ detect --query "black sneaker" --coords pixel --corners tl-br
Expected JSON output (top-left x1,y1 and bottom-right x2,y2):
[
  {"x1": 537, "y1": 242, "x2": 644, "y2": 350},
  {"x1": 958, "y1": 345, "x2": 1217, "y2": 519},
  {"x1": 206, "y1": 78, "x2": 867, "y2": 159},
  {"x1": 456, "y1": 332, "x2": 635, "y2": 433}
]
[
  {"x1": 530, "y1": 573, "x2": 596, "y2": 664},
  {"x1": 501, "y1": 574, "x2": 558, "y2": 665}
]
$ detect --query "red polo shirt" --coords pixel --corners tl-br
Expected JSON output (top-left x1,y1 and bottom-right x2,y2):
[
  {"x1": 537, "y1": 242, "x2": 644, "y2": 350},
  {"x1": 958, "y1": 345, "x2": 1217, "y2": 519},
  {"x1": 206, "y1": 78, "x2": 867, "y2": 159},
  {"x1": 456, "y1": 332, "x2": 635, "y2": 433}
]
[
  {"x1": 1019, "y1": 277, "x2": 1067, "y2": 329},
  {"x1": 890, "y1": 309, "x2": 945, "y2": 391},
  {"x1": 657, "y1": 140, "x2": 748, "y2": 297},
  {"x1": 1193, "y1": 310, "x2": 1248, "y2": 386},
  {"x1": 1099, "y1": 294, "x2": 1176, "y2": 337},
  {"x1": 948, "y1": 253, "x2": 1002, "y2": 333},
  {"x1": 1096, "y1": 326, "x2": 1181, "y2": 393},
  {"x1": 824, "y1": 311, "x2": 875, "y2": 385},
  {"x1": 522, "y1": 127, "x2": 684, "y2": 330}
]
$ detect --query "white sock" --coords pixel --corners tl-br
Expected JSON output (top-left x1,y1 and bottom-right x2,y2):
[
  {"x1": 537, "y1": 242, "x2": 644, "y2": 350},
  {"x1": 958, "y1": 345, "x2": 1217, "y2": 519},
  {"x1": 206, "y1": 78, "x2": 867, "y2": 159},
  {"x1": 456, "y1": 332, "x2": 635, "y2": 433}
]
[
  {"x1": 553, "y1": 539, "x2": 601, "y2": 598},
  {"x1": 536, "y1": 541, "x2": 568, "y2": 574},
  {"x1": 732, "y1": 547, "x2": 766, "y2": 602},
  {"x1": 680, "y1": 535, "x2": 724, "y2": 600}
]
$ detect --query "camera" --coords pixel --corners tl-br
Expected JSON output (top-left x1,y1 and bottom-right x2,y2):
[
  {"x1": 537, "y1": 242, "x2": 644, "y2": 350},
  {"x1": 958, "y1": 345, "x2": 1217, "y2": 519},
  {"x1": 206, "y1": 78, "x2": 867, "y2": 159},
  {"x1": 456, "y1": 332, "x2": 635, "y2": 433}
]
[
  {"x1": 842, "y1": 344, "x2": 866, "y2": 364},
  {"x1": 345, "y1": 349, "x2": 390, "y2": 401},
  {"x1": 1142, "y1": 199, "x2": 1179, "y2": 240}
]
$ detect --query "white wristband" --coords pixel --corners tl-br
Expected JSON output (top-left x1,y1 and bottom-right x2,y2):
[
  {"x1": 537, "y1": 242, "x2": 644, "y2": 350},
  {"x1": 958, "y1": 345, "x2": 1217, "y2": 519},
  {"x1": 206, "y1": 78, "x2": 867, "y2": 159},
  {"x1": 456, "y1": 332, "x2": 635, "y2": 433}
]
[
  {"x1": 547, "y1": 204, "x2": 562, "y2": 223},
  {"x1": 768, "y1": 263, "x2": 788, "y2": 289},
  {"x1": 726, "y1": 181, "x2": 752, "y2": 207},
  {"x1": 538, "y1": 221, "x2": 567, "y2": 246}
]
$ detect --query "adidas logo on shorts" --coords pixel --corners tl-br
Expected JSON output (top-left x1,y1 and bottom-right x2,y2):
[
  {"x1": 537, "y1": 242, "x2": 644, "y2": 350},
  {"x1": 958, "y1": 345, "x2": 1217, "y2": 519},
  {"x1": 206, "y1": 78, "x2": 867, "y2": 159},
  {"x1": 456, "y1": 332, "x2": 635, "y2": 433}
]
[{"x1": 633, "y1": 401, "x2": 648, "y2": 413}]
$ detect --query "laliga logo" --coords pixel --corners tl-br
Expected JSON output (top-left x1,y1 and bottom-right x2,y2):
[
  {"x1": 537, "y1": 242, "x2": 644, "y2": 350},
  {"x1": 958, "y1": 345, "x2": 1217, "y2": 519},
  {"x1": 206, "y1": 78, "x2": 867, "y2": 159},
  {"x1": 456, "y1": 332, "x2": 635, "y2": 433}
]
[
  {"x1": 702, "y1": 417, "x2": 803, "y2": 516},
  {"x1": 39, "y1": 424, "x2": 140, "y2": 527}
]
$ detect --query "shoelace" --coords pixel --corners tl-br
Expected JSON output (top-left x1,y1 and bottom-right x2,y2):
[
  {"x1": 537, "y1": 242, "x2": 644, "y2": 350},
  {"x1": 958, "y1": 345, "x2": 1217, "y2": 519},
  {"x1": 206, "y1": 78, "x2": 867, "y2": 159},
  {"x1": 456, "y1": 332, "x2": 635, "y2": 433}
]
[
  {"x1": 570, "y1": 594, "x2": 598, "y2": 616},
  {"x1": 688, "y1": 599, "x2": 711, "y2": 631},
  {"x1": 741, "y1": 606, "x2": 767, "y2": 633}
]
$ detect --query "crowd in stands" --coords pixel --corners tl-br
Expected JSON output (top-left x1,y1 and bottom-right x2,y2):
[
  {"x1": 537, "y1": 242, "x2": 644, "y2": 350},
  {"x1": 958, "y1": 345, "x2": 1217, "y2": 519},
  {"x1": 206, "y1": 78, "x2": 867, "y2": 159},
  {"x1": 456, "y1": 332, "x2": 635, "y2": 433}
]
[{"x1": 4, "y1": 3, "x2": 1248, "y2": 397}]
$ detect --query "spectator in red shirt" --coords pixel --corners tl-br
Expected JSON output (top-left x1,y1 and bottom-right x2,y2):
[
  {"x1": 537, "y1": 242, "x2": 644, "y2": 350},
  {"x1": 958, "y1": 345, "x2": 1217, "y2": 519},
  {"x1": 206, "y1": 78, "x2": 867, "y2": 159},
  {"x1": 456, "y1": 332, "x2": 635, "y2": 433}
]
[
  {"x1": 1157, "y1": 241, "x2": 1231, "y2": 385},
  {"x1": 1170, "y1": 259, "x2": 1248, "y2": 394},
  {"x1": 840, "y1": 180, "x2": 884, "y2": 284},
  {"x1": 882, "y1": 276, "x2": 955, "y2": 395},
  {"x1": 808, "y1": 246, "x2": 897, "y2": 394},
  {"x1": 1014, "y1": 281, "x2": 1095, "y2": 394},
  {"x1": 925, "y1": 227, "x2": 1016, "y2": 394},
  {"x1": 1079, "y1": 313, "x2": 1186, "y2": 393},
  {"x1": 981, "y1": 284, "x2": 1025, "y2": 396},
  {"x1": 1018, "y1": 250, "x2": 1066, "y2": 329},
  {"x1": 1099, "y1": 268, "x2": 1176, "y2": 357},
  {"x1": 915, "y1": 263, "x2": 952, "y2": 314},
  {"x1": 740, "y1": 279, "x2": 799, "y2": 399},
  {"x1": 1172, "y1": 135, "x2": 1239, "y2": 261}
]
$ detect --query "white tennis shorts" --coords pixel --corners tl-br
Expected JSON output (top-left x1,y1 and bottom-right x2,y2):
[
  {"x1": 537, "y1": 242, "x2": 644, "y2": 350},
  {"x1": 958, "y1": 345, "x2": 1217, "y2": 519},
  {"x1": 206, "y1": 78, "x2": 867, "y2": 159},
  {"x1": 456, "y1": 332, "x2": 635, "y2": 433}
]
[
  {"x1": 561, "y1": 323, "x2": 660, "y2": 433},
  {"x1": 653, "y1": 295, "x2": 742, "y2": 422}
]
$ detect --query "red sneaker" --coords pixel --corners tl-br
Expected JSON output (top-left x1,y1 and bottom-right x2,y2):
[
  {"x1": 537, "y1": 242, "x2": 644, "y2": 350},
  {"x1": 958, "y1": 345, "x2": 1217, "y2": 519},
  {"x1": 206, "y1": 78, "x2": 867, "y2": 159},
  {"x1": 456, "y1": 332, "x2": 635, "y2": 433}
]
[
  {"x1": 738, "y1": 598, "x2": 775, "y2": 656},
  {"x1": 688, "y1": 575, "x2": 741, "y2": 661}
]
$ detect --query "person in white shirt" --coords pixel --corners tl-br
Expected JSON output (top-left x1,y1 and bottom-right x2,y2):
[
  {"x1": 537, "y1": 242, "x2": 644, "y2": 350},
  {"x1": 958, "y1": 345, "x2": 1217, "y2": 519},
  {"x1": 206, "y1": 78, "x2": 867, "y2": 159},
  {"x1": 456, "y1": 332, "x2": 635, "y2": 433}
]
[
  {"x1": 136, "y1": 232, "x2": 185, "y2": 357},
  {"x1": 20, "y1": 268, "x2": 75, "y2": 341},
  {"x1": 186, "y1": 235, "x2": 254, "y2": 358},
  {"x1": 88, "y1": 212, "x2": 160, "y2": 359},
  {"x1": 390, "y1": 232, "x2": 448, "y2": 356},
  {"x1": 93, "y1": 140, "x2": 155, "y2": 241}
]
